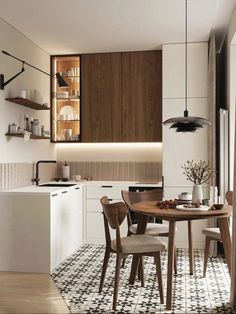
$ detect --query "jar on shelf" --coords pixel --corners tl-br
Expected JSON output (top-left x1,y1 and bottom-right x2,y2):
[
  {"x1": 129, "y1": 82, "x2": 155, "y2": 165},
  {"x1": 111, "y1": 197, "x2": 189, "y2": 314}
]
[{"x1": 32, "y1": 119, "x2": 41, "y2": 136}]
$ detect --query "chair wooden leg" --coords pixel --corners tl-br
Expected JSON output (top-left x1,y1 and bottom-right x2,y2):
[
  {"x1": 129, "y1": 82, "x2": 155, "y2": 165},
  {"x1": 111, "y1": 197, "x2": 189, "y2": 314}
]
[
  {"x1": 203, "y1": 236, "x2": 211, "y2": 278},
  {"x1": 122, "y1": 258, "x2": 126, "y2": 268},
  {"x1": 139, "y1": 256, "x2": 145, "y2": 287},
  {"x1": 112, "y1": 254, "x2": 122, "y2": 311},
  {"x1": 174, "y1": 245, "x2": 177, "y2": 274},
  {"x1": 99, "y1": 249, "x2": 110, "y2": 293},
  {"x1": 154, "y1": 252, "x2": 164, "y2": 304}
]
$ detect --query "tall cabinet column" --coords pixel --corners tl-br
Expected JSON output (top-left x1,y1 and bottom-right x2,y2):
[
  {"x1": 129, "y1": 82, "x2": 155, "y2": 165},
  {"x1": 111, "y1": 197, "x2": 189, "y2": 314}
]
[{"x1": 162, "y1": 42, "x2": 209, "y2": 248}]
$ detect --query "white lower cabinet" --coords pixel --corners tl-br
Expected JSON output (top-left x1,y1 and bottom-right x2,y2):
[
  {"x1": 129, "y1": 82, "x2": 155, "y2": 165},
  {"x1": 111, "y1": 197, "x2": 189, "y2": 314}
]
[
  {"x1": 0, "y1": 185, "x2": 83, "y2": 273},
  {"x1": 51, "y1": 187, "x2": 83, "y2": 270},
  {"x1": 84, "y1": 185, "x2": 128, "y2": 244}
]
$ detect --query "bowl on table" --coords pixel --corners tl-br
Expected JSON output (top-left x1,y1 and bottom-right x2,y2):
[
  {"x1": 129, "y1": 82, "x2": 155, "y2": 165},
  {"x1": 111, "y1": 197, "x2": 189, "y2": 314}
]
[
  {"x1": 211, "y1": 203, "x2": 224, "y2": 210},
  {"x1": 178, "y1": 192, "x2": 192, "y2": 201}
]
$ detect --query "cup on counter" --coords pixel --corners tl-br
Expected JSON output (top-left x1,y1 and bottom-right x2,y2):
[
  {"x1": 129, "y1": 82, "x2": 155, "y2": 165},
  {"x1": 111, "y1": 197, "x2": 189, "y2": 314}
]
[{"x1": 74, "y1": 174, "x2": 81, "y2": 181}]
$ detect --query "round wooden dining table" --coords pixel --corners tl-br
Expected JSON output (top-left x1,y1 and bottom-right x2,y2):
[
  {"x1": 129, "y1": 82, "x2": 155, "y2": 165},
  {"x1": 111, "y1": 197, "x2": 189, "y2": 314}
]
[{"x1": 129, "y1": 201, "x2": 232, "y2": 310}]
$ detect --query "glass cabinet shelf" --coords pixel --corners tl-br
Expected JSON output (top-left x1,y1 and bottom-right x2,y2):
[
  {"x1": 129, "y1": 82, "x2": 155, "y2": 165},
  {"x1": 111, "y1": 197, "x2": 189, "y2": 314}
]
[
  {"x1": 54, "y1": 97, "x2": 80, "y2": 101},
  {"x1": 51, "y1": 55, "x2": 81, "y2": 143},
  {"x1": 53, "y1": 119, "x2": 80, "y2": 122}
]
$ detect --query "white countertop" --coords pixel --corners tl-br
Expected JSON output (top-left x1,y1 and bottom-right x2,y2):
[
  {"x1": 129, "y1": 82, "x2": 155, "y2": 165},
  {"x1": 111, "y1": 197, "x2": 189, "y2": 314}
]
[
  {"x1": 0, "y1": 180, "x2": 162, "y2": 195},
  {"x1": 0, "y1": 183, "x2": 83, "y2": 195},
  {"x1": 84, "y1": 180, "x2": 162, "y2": 187}
]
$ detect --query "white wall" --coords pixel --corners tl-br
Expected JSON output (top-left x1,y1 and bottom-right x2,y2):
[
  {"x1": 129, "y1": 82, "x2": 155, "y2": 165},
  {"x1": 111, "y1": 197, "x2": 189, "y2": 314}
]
[
  {"x1": 0, "y1": 18, "x2": 56, "y2": 163},
  {"x1": 162, "y1": 42, "x2": 209, "y2": 248}
]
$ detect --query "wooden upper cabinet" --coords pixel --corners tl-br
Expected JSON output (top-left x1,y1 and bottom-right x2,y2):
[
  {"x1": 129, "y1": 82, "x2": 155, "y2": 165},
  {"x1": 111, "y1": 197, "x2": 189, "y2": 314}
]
[
  {"x1": 121, "y1": 51, "x2": 162, "y2": 142},
  {"x1": 81, "y1": 53, "x2": 121, "y2": 142}
]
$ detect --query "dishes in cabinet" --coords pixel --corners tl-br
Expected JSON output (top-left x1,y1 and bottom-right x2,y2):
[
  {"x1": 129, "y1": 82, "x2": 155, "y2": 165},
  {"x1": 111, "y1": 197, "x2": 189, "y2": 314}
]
[
  {"x1": 51, "y1": 55, "x2": 81, "y2": 142},
  {"x1": 59, "y1": 105, "x2": 75, "y2": 117},
  {"x1": 56, "y1": 91, "x2": 69, "y2": 99}
]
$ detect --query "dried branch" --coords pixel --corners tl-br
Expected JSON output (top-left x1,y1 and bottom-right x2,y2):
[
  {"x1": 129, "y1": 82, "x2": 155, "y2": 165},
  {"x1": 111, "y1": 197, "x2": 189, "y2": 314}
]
[{"x1": 182, "y1": 160, "x2": 214, "y2": 185}]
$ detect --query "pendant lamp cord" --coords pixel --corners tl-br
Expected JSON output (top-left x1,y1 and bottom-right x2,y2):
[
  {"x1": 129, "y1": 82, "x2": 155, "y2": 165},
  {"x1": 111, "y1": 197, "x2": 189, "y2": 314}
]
[{"x1": 185, "y1": 0, "x2": 188, "y2": 113}]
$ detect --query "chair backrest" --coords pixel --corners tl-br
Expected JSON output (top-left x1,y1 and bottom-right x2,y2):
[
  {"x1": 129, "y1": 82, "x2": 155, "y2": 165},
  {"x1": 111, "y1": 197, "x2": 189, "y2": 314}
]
[
  {"x1": 122, "y1": 188, "x2": 162, "y2": 208},
  {"x1": 100, "y1": 196, "x2": 128, "y2": 229},
  {"x1": 226, "y1": 191, "x2": 233, "y2": 206},
  {"x1": 100, "y1": 196, "x2": 128, "y2": 251},
  {"x1": 121, "y1": 189, "x2": 162, "y2": 227}
]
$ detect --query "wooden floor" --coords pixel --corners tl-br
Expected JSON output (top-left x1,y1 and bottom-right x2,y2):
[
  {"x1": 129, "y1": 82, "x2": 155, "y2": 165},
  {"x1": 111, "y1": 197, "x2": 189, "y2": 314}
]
[{"x1": 0, "y1": 272, "x2": 69, "y2": 313}]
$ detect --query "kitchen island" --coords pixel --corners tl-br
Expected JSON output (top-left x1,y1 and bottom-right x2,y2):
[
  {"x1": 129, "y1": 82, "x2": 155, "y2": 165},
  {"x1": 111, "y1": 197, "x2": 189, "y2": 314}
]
[{"x1": 0, "y1": 183, "x2": 83, "y2": 273}]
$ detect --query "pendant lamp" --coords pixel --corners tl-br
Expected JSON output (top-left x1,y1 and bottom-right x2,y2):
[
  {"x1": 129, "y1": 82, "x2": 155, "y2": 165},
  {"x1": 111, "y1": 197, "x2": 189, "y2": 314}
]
[{"x1": 162, "y1": 0, "x2": 210, "y2": 133}]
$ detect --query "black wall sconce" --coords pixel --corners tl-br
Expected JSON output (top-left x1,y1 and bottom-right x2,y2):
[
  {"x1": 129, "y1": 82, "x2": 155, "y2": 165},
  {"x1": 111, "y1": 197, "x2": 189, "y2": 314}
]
[{"x1": 0, "y1": 50, "x2": 68, "y2": 90}]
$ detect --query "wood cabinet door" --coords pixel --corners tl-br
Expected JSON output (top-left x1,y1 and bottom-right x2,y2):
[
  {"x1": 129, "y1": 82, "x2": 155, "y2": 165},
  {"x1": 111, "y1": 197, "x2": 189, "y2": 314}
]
[
  {"x1": 121, "y1": 51, "x2": 162, "y2": 142},
  {"x1": 81, "y1": 53, "x2": 121, "y2": 142}
]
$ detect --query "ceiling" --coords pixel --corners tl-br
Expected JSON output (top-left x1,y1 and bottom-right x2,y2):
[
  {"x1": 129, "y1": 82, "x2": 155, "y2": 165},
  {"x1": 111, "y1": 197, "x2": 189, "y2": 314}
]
[{"x1": 0, "y1": 0, "x2": 235, "y2": 55}]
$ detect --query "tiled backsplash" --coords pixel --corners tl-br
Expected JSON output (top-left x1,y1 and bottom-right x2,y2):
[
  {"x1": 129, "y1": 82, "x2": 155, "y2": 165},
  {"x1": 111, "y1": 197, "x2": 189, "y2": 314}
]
[
  {"x1": 0, "y1": 163, "x2": 57, "y2": 190},
  {"x1": 57, "y1": 161, "x2": 162, "y2": 181},
  {"x1": 0, "y1": 161, "x2": 162, "y2": 190}
]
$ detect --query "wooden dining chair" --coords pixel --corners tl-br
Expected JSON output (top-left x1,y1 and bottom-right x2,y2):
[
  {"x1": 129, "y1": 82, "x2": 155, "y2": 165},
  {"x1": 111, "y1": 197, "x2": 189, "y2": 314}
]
[
  {"x1": 121, "y1": 189, "x2": 178, "y2": 274},
  {"x1": 202, "y1": 191, "x2": 233, "y2": 277},
  {"x1": 99, "y1": 196, "x2": 165, "y2": 311}
]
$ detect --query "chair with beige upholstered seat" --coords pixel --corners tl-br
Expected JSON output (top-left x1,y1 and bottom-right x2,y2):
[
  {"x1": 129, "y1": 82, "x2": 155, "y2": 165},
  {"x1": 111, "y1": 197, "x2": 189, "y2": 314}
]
[
  {"x1": 121, "y1": 189, "x2": 177, "y2": 273},
  {"x1": 202, "y1": 191, "x2": 232, "y2": 277},
  {"x1": 99, "y1": 196, "x2": 165, "y2": 311}
]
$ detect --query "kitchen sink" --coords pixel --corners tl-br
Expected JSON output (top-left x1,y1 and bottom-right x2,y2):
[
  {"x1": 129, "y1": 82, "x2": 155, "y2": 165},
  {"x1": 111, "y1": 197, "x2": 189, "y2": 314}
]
[{"x1": 39, "y1": 183, "x2": 77, "y2": 187}]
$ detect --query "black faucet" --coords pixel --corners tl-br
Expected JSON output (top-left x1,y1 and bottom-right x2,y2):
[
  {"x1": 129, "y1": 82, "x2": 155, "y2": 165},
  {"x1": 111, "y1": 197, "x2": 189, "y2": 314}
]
[{"x1": 33, "y1": 160, "x2": 57, "y2": 185}]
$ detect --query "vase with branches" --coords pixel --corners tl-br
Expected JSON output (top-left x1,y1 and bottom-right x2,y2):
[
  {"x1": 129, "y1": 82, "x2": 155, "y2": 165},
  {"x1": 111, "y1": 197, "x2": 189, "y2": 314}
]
[{"x1": 182, "y1": 160, "x2": 214, "y2": 203}]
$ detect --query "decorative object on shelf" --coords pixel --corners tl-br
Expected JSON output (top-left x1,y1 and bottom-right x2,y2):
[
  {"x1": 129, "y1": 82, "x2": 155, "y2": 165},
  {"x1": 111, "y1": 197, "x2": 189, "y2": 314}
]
[
  {"x1": 7, "y1": 114, "x2": 50, "y2": 140},
  {"x1": 162, "y1": 0, "x2": 210, "y2": 132},
  {"x1": 182, "y1": 160, "x2": 214, "y2": 203},
  {"x1": 19, "y1": 89, "x2": 27, "y2": 98},
  {"x1": 9, "y1": 123, "x2": 17, "y2": 134},
  {"x1": 31, "y1": 119, "x2": 41, "y2": 136},
  {"x1": 0, "y1": 50, "x2": 68, "y2": 90},
  {"x1": 24, "y1": 115, "x2": 31, "y2": 132}
]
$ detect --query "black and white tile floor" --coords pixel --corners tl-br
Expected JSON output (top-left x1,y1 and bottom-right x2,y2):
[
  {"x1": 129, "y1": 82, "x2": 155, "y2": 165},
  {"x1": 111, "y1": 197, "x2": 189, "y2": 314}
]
[{"x1": 51, "y1": 244, "x2": 234, "y2": 313}]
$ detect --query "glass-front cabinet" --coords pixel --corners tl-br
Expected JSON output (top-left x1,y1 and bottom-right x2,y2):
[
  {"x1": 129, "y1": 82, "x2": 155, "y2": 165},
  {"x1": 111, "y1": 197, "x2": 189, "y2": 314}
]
[{"x1": 51, "y1": 55, "x2": 81, "y2": 142}]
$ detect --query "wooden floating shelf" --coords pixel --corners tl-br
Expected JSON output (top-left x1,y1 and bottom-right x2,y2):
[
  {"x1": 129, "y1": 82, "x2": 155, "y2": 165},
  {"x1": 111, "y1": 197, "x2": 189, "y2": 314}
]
[
  {"x1": 5, "y1": 133, "x2": 50, "y2": 140},
  {"x1": 5, "y1": 97, "x2": 50, "y2": 110}
]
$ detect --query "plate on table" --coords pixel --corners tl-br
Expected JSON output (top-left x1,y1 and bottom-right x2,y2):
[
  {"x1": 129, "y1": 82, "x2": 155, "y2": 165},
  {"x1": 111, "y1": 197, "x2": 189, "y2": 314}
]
[
  {"x1": 175, "y1": 198, "x2": 192, "y2": 204},
  {"x1": 176, "y1": 205, "x2": 210, "y2": 212}
]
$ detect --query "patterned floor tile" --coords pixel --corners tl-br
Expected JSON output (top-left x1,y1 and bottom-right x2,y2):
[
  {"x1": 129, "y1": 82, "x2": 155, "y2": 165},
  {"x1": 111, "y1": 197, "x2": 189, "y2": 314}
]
[{"x1": 52, "y1": 244, "x2": 235, "y2": 314}]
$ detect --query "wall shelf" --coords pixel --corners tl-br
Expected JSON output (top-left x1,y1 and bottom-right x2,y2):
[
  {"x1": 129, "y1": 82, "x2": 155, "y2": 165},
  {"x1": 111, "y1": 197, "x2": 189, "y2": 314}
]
[
  {"x1": 5, "y1": 97, "x2": 50, "y2": 110},
  {"x1": 5, "y1": 133, "x2": 50, "y2": 140}
]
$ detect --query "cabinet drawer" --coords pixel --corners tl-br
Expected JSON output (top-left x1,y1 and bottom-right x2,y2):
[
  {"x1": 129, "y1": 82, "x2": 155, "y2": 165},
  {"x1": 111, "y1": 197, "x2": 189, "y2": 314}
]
[
  {"x1": 86, "y1": 198, "x2": 123, "y2": 212},
  {"x1": 86, "y1": 212, "x2": 105, "y2": 239},
  {"x1": 86, "y1": 211, "x2": 128, "y2": 240},
  {"x1": 86, "y1": 185, "x2": 128, "y2": 199},
  {"x1": 87, "y1": 199, "x2": 102, "y2": 212}
]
